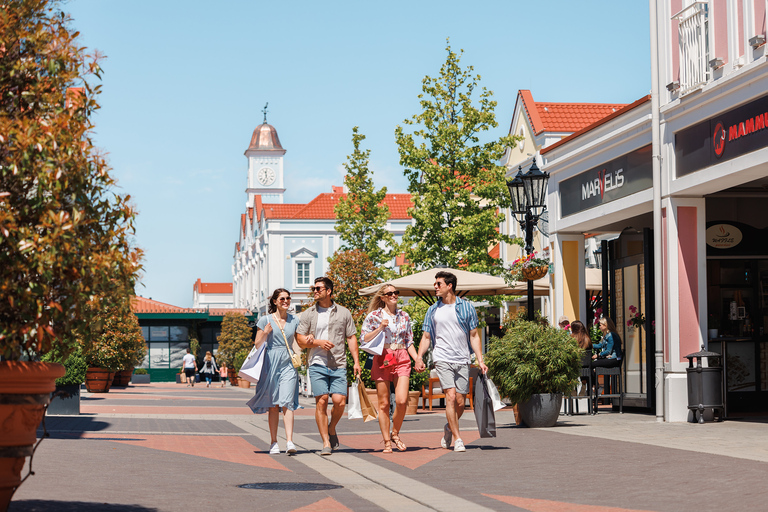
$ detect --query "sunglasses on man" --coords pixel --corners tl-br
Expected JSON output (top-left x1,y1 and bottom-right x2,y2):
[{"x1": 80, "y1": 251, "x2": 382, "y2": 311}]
[{"x1": 309, "y1": 286, "x2": 326, "y2": 293}]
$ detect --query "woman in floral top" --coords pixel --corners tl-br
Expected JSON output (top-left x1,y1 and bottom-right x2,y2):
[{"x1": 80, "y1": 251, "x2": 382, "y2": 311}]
[{"x1": 360, "y1": 284, "x2": 418, "y2": 453}]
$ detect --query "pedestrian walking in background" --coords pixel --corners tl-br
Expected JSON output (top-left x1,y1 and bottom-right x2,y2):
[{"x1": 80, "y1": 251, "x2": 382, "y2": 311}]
[
  {"x1": 296, "y1": 277, "x2": 361, "y2": 456},
  {"x1": 218, "y1": 363, "x2": 228, "y2": 388},
  {"x1": 360, "y1": 284, "x2": 418, "y2": 453},
  {"x1": 182, "y1": 348, "x2": 197, "y2": 387},
  {"x1": 246, "y1": 288, "x2": 301, "y2": 455},
  {"x1": 558, "y1": 315, "x2": 570, "y2": 331},
  {"x1": 199, "y1": 350, "x2": 218, "y2": 387},
  {"x1": 415, "y1": 271, "x2": 487, "y2": 453}
]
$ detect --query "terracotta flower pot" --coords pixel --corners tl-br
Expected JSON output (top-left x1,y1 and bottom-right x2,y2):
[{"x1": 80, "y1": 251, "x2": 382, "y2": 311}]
[
  {"x1": 406, "y1": 390, "x2": 421, "y2": 415},
  {"x1": 0, "y1": 361, "x2": 65, "y2": 510},
  {"x1": 239, "y1": 380, "x2": 251, "y2": 388},
  {"x1": 111, "y1": 369, "x2": 133, "y2": 387},
  {"x1": 84, "y1": 367, "x2": 115, "y2": 393}
]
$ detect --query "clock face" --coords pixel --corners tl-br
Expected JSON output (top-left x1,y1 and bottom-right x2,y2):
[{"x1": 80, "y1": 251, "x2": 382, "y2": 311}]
[{"x1": 257, "y1": 167, "x2": 276, "y2": 186}]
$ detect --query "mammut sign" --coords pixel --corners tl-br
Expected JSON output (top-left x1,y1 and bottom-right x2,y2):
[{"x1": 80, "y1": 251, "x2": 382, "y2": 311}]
[
  {"x1": 676, "y1": 94, "x2": 768, "y2": 177},
  {"x1": 560, "y1": 145, "x2": 652, "y2": 218}
]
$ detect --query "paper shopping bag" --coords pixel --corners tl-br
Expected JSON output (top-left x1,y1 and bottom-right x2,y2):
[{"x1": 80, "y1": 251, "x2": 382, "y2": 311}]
[
  {"x1": 238, "y1": 344, "x2": 266, "y2": 384},
  {"x1": 357, "y1": 378, "x2": 378, "y2": 422},
  {"x1": 360, "y1": 331, "x2": 385, "y2": 356},
  {"x1": 473, "y1": 373, "x2": 497, "y2": 438},
  {"x1": 347, "y1": 379, "x2": 363, "y2": 420}
]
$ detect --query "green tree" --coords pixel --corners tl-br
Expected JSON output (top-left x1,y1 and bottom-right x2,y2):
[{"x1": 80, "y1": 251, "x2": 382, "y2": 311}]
[
  {"x1": 395, "y1": 42, "x2": 519, "y2": 273},
  {"x1": 325, "y1": 249, "x2": 380, "y2": 387},
  {"x1": 80, "y1": 301, "x2": 146, "y2": 371},
  {"x1": 217, "y1": 312, "x2": 253, "y2": 367},
  {"x1": 0, "y1": 0, "x2": 142, "y2": 360},
  {"x1": 334, "y1": 127, "x2": 396, "y2": 272}
]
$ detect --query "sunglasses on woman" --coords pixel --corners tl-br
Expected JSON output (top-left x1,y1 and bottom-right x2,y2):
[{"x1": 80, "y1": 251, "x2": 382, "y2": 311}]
[
  {"x1": 383, "y1": 290, "x2": 400, "y2": 297},
  {"x1": 277, "y1": 297, "x2": 291, "y2": 302}
]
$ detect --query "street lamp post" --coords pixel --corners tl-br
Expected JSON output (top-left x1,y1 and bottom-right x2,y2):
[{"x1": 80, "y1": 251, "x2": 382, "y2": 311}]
[{"x1": 507, "y1": 160, "x2": 550, "y2": 321}]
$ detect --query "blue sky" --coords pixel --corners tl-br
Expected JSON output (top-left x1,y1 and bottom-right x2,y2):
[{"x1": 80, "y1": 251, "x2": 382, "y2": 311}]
[{"x1": 65, "y1": 0, "x2": 651, "y2": 307}]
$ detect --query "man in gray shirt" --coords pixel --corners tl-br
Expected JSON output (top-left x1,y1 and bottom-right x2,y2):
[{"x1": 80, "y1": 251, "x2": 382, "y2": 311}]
[{"x1": 297, "y1": 277, "x2": 360, "y2": 455}]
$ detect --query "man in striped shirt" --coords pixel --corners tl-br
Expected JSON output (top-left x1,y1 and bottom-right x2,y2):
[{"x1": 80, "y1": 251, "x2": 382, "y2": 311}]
[{"x1": 415, "y1": 271, "x2": 487, "y2": 452}]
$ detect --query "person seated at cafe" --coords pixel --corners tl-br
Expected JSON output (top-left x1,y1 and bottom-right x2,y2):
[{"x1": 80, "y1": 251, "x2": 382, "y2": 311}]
[
  {"x1": 569, "y1": 320, "x2": 593, "y2": 368},
  {"x1": 591, "y1": 317, "x2": 623, "y2": 381}
]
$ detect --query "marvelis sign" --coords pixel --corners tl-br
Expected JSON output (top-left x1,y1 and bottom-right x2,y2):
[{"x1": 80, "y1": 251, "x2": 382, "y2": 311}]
[
  {"x1": 676, "y1": 94, "x2": 768, "y2": 177},
  {"x1": 560, "y1": 145, "x2": 652, "y2": 217}
]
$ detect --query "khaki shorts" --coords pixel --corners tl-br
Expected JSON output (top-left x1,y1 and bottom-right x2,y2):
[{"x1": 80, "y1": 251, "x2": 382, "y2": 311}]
[{"x1": 434, "y1": 361, "x2": 470, "y2": 395}]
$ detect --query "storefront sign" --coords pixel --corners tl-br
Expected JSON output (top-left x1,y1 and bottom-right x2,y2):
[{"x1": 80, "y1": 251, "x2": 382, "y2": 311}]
[
  {"x1": 676, "y1": 94, "x2": 768, "y2": 177},
  {"x1": 560, "y1": 145, "x2": 652, "y2": 217},
  {"x1": 706, "y1": 224, "x2": 743, "y2": 249}
]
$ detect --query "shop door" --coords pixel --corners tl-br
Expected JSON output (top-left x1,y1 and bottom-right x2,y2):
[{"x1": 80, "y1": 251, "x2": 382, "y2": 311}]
[
  {"x1": 609, "y1": 228, "x2": 655, "y2": 410},
  {"x1": 706, "y1": 259, "x2": 768, "y2": 414}
]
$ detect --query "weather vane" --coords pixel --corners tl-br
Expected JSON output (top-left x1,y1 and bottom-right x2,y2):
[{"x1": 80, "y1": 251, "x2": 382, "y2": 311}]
[{"x1": 262, "y1": 102, "x2": 269, "y2": 124}]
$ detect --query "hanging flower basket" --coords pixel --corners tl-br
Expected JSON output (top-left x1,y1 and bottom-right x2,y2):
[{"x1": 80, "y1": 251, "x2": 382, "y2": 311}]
[{"x1": 522, "y1": 265, "x2": 548, "y2": 281}]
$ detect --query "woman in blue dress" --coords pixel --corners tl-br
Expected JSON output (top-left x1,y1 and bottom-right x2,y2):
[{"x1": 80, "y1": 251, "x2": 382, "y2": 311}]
[{"x1": 246, "y1": 288, "x2": 300, "y2": 455}]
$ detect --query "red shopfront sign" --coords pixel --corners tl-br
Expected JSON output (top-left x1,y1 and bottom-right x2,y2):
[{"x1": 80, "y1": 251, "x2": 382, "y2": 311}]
[{"x1": 676, "y1": 94, "x2": 768, "y2": 177}]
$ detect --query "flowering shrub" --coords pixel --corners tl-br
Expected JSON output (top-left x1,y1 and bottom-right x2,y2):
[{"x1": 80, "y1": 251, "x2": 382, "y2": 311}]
[
  {"x1": 80, "y1": 302, "x2": 146, "y2": 371},
  {"x1": 627, "y1": 305, "x2": 645, "y2": 330}
]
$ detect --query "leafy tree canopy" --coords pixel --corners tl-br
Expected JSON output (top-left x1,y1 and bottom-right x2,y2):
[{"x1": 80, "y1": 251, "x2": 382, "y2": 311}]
[
  {"x1": 395, "y1": 41, "x2": 520, "y2": 274},
  {"x1": 0, "y1": 0, "x2": 142, "y2": 360},
  {"x1": 217, "y1": 312, "x2": 253, "y2": 368},
  {"x1": 334, "y1": 127, "x2": 396, "y2": 274}
]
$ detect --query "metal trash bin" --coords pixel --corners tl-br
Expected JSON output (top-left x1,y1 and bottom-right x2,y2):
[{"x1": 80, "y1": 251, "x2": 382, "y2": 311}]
[{"x1": 685, "y1": 345, "x2": 724, "y2": 423}]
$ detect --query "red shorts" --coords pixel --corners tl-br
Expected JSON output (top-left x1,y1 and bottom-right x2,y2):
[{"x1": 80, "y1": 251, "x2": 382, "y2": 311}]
[{"x1": 371, "y1": 348, "x2": 411, "y2": 382}]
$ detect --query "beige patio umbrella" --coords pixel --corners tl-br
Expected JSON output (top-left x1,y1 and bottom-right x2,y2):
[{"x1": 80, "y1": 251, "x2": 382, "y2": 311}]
[{"x1": 358, "y1": 267, "x2": 542, "y2": 304}]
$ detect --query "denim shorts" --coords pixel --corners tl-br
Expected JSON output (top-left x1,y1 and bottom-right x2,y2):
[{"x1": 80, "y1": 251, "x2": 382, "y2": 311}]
[{"x1": 308, "y1": 364, "x2": 347, "y2": 397}]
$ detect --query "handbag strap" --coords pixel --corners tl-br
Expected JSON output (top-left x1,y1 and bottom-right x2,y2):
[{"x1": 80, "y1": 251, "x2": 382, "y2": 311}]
[{"x1": 273, "y1": 313, "x2": 295, "y2": 357}]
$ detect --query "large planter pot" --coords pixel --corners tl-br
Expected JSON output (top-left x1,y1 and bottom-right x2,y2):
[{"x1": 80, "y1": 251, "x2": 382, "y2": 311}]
[
  {"x1": 84, "y1": 367, "x2": 115, "y2": 393},
  {"x1": 518, "y1": 393, "x2": 563, "y2": 428},
  {"x1": 406, "y1": 390, "x2": 420, "y2": 415},
  {"x1": 111, "y1": 369, "x2": 133, "y2": 387},
  {"x1": 46, "y1": 385, "x2": 80, "y2": 416},
  {"x1": 0, "y1": 361, "x2": 65, "y2": 510},
  {"x1": 239, "y1": 380, "x2": 251, "y2": 388},
  {"x1": 131, "y1": 374, "x2": 150, "y2": 384}
]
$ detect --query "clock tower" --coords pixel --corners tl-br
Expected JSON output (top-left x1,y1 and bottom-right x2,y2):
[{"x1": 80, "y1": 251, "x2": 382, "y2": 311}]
[{"x1": 245, "y1": 106, "x2": 286, "y2": 204}]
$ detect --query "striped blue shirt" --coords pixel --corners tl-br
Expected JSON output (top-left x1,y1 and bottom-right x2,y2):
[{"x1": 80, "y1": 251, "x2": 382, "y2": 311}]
[{"x1": 422, "y1": 295, "x2": 479, "y2": 352}]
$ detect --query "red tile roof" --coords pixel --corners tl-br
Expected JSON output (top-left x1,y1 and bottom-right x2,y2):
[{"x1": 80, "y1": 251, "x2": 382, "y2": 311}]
[
  {"x1": 132, "y1": 296, "x2": 201, "y2": 314},
  {"x1": 257, "y1": 192, "x2": 413, "y2": 221},
  {"x1": 193, "y1": 279, "x2": 233, "y2": 294},
  {"x1": 541, "y1": 95, "x2": 651, "y2": 155},
  {"x1": 517, "y1": 90, "x2": 627, "y2": 136},
  {"x1": 132, "y1": 296, "x2": 249, "y2": 316}
]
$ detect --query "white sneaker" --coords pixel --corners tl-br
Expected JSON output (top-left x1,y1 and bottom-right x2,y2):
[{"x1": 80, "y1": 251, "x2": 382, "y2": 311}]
[
  {"x1": 440, "y1": 423, "x2": 452, "y2": 449},
  {"x1": 285, "y1": 441, "x2": 297, "y2": 454},
  {"x1": 269, "y1": 442, "x2": 280, "y2": 455},
  {"x1": 453, "y1": 439, "x2": 466, "y2": 452}
]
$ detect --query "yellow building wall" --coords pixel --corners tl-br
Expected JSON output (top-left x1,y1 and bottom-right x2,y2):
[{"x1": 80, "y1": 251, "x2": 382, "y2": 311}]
[{"x1": 562, "y1": 240, "x2": 580, "y2": 323}]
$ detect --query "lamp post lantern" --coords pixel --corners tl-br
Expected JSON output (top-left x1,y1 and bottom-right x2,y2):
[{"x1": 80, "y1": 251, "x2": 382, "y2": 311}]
[{"x1": 506, "y1": 160, "x2": 550, "y2": 321}]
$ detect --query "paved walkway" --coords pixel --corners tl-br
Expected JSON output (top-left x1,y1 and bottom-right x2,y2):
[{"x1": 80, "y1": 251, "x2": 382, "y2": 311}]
[{"x1": 9, "y1": 382, "x2": 767, "y2": 512}]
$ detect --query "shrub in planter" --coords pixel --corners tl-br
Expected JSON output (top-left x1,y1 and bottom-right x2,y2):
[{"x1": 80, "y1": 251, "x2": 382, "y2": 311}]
[
  {"x1": 485, "y1": 320, "x2": 582, "y2": 426},
  {"x1": 42, "y1": 346, "x2": 88, "y2": 415},
  {"x1": 134, "y1": 368, "x2": 149, "y2": 375},
  {"x1": 217, "y1": 313, "x2": 253, "y2": 368}
]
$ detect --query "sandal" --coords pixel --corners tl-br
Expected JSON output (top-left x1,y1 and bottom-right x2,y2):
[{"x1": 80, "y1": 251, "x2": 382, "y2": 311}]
[
  {"x1": 382, "y1": 440, "x2": 393, "y2": 454},
  {"x1": 390, "y1": 432, "x2": 406, "y2": 452}
]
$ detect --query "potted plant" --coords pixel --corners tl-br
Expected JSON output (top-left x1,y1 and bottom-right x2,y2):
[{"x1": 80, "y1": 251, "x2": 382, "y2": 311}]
[
  {"x1": 0, "y1": 1, "x2": 141, "y2": 507},
  {"x1": 41, "y1": 346, "x2": 88, "y2": 415},
  {"x1": 132, "y1": 368, "x2": 150, "y2": 384},
  {"x1": 510, "y1": 251, "x2": 550, "y2": 281},
  {"x1": 107, "y1": 304, "x2": 146, "y2": 387},
  {"x1": 217, "y1": 312, "x2": 253, "y2": 387},
  {"x1": 233, "y1": 349, "x2": 250, "y2": 388},
  {"x1": 485, "y1": 320, "x2": 582, "y2": 427}
]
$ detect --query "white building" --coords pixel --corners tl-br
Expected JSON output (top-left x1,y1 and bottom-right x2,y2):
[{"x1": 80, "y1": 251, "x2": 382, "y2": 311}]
[
  {"x1": 540, "y1": 0, "x2": 768, "y2": 421},
  {"x1": 232, "y1": 119, "x2": 412, "y2": 315}
]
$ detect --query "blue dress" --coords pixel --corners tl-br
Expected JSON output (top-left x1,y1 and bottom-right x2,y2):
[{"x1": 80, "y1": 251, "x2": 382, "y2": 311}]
[{"x1": 246, "y1": 314, "x2": 300, "y2": 414}]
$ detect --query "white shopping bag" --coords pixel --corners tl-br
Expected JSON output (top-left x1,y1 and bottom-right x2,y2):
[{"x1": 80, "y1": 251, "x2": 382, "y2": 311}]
[
  {"x1": 360, "y1": 331, "x2": 385, "y2": 356},
  {"x1": 485, "y1": 377, "x2": 507, "y2": 412},
  {"x1": 238, "y1": 344, "x2": 266, "y2": 384},
  {"x1": 347, "y1": 379, "x2": 363, "y2": 419}
]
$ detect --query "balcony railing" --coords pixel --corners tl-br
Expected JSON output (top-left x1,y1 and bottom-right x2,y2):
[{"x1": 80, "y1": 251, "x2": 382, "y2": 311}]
[{"x1": 673, "y1": 1, "x2": 710, "y2": 94}]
